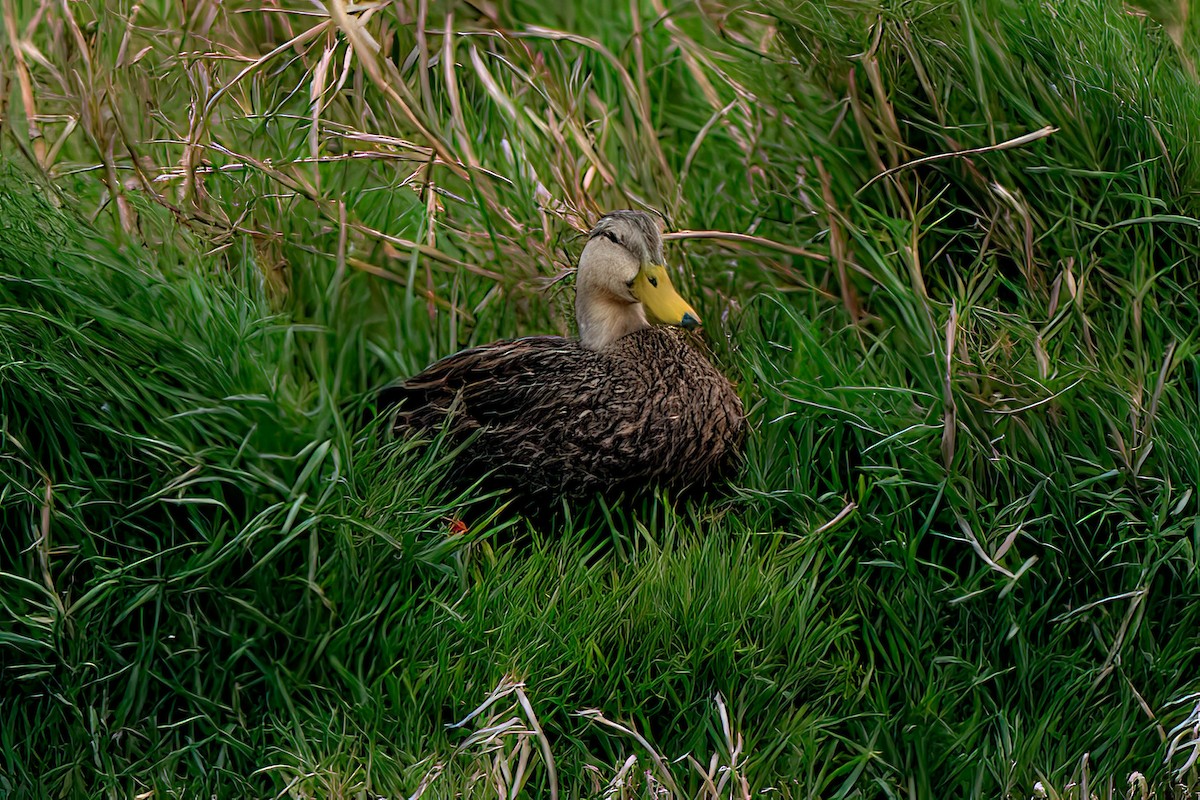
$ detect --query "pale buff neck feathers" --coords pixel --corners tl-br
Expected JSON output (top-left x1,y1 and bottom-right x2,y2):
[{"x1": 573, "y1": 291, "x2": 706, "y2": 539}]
[
  {"x1": 576, "y1": 211, "x2": 700, "y2": 351},
  {"x1": 575, "y1": 234, "x2": 651, "y2": 351}
]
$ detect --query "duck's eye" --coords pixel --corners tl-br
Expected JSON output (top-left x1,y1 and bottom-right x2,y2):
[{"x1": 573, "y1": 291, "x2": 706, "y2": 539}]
[{"x1": 648, "y1": 276, "x2": 658, "y2": 288}]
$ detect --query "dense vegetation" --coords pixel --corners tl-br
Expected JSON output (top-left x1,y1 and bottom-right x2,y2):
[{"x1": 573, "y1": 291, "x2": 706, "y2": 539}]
[{"x1": 3, "y1": 0, "x2": 1200, "y2": 796}]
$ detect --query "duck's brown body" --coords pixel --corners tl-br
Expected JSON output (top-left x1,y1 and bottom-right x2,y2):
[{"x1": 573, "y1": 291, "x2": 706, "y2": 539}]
[{"x1": 380, "y1": 327, "x2": 745, "y2": 504}]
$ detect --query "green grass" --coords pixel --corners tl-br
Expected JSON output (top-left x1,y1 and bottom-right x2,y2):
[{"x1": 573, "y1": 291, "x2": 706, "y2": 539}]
[{"x1": 3, "y1": 0, "x2": 1200, "y2": 796}]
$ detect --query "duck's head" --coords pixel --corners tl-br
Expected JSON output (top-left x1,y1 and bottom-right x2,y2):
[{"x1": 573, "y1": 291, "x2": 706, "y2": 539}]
[{"x1": 575, "y1": 210, "x2": 702, "y2": 350}]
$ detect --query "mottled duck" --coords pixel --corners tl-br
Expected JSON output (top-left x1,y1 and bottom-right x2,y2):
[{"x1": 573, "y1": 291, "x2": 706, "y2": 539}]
[{"x1": 377, "y1": 210, "x2": 745, "y2": 507}]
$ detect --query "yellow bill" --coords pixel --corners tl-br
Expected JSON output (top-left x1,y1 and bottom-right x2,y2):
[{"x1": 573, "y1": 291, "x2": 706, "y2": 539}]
[{"x1": 632, "y1": 264, "x2": 702, "y2": 330}]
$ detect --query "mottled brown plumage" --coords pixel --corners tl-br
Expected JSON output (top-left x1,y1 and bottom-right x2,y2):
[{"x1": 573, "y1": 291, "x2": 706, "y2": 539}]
[{"x1": 377, "y1": 210, "x2": 746, "y2": 507}]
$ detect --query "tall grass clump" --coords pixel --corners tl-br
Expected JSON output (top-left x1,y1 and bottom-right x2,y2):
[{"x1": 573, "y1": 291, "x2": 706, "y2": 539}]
[{"x1": 3, "y1": 0, "x2": 1200, "y2": 797}]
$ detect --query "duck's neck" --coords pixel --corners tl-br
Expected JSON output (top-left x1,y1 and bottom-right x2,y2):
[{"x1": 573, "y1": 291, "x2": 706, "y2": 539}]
[{"x1": 577, "y1": 291, "x2": 648, "y2": 350}]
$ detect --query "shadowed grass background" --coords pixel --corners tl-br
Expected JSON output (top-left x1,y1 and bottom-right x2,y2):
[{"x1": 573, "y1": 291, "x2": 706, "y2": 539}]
[{"x1": 3, "y1": 0, "x2": 1200, "y2": 797}]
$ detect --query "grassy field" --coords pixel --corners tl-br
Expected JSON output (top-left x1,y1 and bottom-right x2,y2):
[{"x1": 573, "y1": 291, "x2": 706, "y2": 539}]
[{"x1": 4, "y1": 0, "x2": 1200, "y2": 796}]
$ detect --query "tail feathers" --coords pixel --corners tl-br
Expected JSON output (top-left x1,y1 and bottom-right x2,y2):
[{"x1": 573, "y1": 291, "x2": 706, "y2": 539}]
[
  {"x1": 376, "y1": 381, "x2": 412, "y2": 413},
  {"x1": 369, "y1": 379, "x2": 461, "y2": 435},
  {"x1": 359, "y1": 381, "x2": 417, "y2": 433}
]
